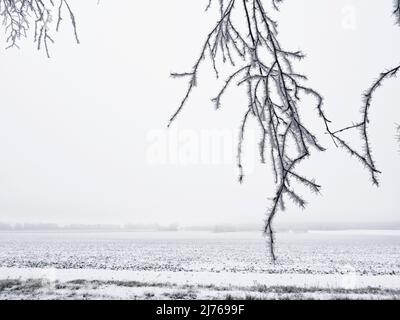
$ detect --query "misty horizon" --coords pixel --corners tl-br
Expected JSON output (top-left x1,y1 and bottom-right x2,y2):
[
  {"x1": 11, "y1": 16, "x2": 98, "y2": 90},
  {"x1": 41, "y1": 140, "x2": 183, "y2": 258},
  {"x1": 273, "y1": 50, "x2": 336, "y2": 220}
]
[{"x1": 1, "y1": 220, "x2": 400, "y2": 232}]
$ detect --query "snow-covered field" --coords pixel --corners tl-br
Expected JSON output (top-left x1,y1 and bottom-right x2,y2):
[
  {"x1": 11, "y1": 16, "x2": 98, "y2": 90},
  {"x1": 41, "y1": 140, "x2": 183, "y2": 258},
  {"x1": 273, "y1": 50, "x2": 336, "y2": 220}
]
[{"x1": 0, "y1": 230, "x2": 400, "y2": 300}]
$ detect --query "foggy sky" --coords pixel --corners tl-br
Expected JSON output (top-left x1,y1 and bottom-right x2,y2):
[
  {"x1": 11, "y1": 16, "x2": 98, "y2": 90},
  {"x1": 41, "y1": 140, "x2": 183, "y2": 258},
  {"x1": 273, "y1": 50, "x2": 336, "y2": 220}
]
[{"x1": 0, "y1": 0, "x2": 399, "y2": 226}]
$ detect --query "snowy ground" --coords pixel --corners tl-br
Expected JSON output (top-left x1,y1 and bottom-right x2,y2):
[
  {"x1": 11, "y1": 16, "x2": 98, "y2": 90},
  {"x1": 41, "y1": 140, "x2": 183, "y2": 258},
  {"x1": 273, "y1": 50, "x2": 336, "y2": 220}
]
[{"x1": 0, "y1": 230, "x2": 400, "y2": 300}]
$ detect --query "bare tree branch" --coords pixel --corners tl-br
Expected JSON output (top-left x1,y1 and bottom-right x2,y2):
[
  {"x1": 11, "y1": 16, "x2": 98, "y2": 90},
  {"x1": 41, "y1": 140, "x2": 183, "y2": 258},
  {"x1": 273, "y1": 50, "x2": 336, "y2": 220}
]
[
  {"x1": 170, "y1": 0, "x2": 343, "y2": 260},
  {"x1": 333, "y1": 2, "x2": 400, "y2": 186},
  {"x1": 0, "y1": 0, "x2": 79, "y2": 57}
]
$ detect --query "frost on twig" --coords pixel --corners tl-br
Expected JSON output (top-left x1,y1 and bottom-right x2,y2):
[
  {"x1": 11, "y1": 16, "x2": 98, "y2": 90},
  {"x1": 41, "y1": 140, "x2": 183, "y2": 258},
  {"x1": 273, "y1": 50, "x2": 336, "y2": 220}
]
[
  {"x1": 170, "y1": 0, "x2": 343, "y2": 260},
  {"x1": 0, "y1": 0, "x2": 79, "y2": 57},
  {"x1": 333, "y1": 2, "x2": 400, "y2": 186}
]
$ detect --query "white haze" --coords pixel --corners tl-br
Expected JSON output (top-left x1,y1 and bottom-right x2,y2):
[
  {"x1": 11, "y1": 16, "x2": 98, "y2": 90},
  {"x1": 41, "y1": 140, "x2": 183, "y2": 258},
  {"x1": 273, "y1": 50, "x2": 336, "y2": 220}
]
[{"x1": 0, "y1": 0, "x2": 399, "y2": 227}]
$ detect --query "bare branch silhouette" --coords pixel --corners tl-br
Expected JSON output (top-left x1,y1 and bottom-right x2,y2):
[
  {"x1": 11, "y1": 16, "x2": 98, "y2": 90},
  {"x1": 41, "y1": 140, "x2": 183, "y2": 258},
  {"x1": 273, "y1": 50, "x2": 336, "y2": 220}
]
[
  {"x1": 0, "y1": 0, "x2": 79, "y2": 57},
  {"x1": 169, "y1": 0, "x2": 353, "y2": 260},
  {"x1": 333, "y1": 2, "x2": 400, "y2": 186}
]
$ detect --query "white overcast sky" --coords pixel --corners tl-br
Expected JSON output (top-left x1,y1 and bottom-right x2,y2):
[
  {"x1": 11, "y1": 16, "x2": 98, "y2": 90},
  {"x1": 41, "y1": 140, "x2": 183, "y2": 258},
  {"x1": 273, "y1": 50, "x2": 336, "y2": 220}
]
[{"x1": 0, "y1": 0, "x2": 399, "y2": 226}]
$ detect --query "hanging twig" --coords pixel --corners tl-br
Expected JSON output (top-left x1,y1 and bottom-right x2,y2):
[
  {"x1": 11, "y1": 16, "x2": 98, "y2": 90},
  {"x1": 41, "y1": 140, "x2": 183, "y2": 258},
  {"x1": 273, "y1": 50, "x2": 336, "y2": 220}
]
[
  {"x1": 170, "y1": 0, "x2": 347, "y2": 260},
  {"x1": 333, "y1": 1, "x2": 400, "y2": 186},
  {"x1": 0, "y1": 0, "x2": 79, "y2": 57}
]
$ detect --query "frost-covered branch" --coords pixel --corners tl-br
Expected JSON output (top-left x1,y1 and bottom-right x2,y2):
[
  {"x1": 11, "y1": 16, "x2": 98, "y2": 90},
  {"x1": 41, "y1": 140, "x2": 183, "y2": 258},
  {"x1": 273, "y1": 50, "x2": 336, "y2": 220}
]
[
  {"x1": 333, "y1": 2, "x2": 400, "y2": 186},
  {"x1": 170, "y1": 0, "x2": 341, "y2": 260},
  {"x1": 0, "y1": 0, "x2": 79, "y2": 57}
]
